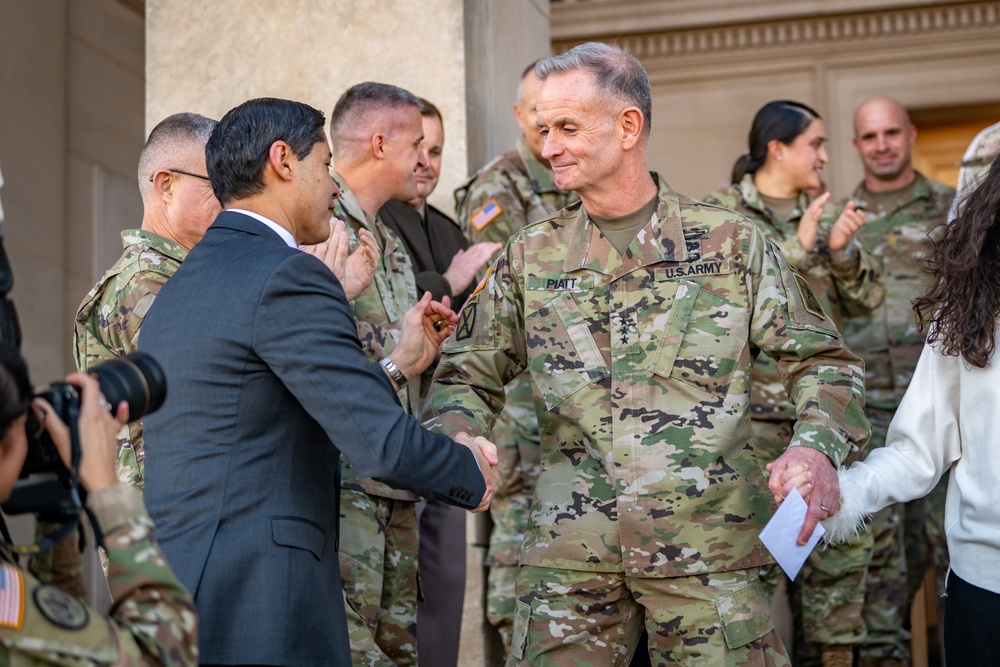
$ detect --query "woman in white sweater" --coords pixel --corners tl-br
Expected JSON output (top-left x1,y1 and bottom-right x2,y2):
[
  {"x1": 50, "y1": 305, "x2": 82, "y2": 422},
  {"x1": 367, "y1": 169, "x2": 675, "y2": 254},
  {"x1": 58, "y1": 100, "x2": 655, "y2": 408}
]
[{"x1": 777, "y1": 153, "x2": 1000, "y2": 665}]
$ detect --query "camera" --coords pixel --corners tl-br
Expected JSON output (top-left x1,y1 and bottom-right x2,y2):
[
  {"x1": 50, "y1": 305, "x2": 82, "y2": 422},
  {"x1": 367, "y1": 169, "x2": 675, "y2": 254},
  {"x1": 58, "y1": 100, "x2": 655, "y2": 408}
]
[{"x1": 1, "y1": 352, "x2": 167, "y2": 521}]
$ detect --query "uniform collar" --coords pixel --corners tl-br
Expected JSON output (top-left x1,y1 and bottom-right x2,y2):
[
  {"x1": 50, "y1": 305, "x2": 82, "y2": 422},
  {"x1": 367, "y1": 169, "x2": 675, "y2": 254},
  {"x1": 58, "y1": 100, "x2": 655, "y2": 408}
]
[
  {"x1": 120, "y1": 228, "x2": 188, "y2": 263},
  {"x1": 736, "y1": 173, "x2": 809, "y2": 223},
  {"x1": 850, "y1": 171, "x2": 933, "y2": 215},
  {"x1": 561, "y1": 172, "x2": 688, "y2": 277}
]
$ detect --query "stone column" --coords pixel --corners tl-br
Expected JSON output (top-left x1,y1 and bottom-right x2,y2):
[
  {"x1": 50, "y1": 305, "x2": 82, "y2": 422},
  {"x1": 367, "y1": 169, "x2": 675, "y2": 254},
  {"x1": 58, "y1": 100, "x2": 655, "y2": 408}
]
[{"x1": 147, "y1": 0, "x2": 550, "y2": 217}]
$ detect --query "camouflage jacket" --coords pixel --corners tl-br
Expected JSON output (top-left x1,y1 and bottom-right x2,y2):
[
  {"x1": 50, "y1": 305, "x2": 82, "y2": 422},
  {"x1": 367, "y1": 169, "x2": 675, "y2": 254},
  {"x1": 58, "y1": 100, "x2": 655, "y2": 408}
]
[
  {"x1": 841, "y1": 173, "x2": 954, "y2": 411},
  {"x1": 333, "y1": 176, "x2": 420, "y2": 501},
  {"x1": 0, "y1": 486, "x2": 197, "y2": 665},
  {"x1": 74, "y1": 229, "x2": 187, "y2": 489},
  {"x1": 950, "y1": 121, "x2": 1000, "y2": 220},
  {"x1": 703, "y1": 175, "x2": 884, "y2": 421},
  {"x1": 426, "y1": 174, "x2": 870, "y2": 577},
  {"x1": 454, "y1": 136, "x2": 577, "y2": 246}
]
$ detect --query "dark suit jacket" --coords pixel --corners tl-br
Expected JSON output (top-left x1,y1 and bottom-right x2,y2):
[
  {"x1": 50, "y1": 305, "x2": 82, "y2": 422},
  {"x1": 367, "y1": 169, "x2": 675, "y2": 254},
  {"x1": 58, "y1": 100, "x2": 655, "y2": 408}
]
[
  {"x1": 379, "y1": 200, "x2": 474, "y2": 306},
  {"x1": 139, "y1": 211, "x2": 485, "y2": 666}
]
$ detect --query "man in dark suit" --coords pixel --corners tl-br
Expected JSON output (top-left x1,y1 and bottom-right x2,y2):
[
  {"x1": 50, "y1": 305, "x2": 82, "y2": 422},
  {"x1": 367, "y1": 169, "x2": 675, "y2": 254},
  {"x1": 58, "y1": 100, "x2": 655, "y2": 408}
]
[{"x1": 139, "y1": 97, "x2": 497, "y2": 667}]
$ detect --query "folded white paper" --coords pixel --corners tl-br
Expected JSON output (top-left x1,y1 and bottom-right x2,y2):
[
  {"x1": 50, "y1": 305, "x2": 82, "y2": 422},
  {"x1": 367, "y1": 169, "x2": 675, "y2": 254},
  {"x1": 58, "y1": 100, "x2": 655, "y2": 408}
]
[{"x1": 758, "y1": 486, "x2": 825, "y2": 580}]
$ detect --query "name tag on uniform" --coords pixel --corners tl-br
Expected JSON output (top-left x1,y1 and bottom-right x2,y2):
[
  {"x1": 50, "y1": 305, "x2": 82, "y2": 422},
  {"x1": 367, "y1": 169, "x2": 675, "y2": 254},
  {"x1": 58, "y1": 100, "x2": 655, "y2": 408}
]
[{"x1": 526, "y1": 274, "x2": 592, "y2": 291}]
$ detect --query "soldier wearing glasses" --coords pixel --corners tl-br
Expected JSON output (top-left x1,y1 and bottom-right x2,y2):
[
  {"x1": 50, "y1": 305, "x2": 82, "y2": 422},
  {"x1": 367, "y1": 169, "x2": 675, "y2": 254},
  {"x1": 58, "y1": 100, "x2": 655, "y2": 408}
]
[{"x1": 74, "y1": 112, "x2": 220, "y2": 489}]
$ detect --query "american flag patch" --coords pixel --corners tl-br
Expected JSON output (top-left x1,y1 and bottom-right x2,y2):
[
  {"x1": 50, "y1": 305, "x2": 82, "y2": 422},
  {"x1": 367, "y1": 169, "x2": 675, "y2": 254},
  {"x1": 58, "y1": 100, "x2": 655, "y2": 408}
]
[
  {"x1": 470, "y1": 198, "x2": 502, "y2": 231},
  {"x1": 0, "y1": 562, "x2": 24, "y2": 629}
]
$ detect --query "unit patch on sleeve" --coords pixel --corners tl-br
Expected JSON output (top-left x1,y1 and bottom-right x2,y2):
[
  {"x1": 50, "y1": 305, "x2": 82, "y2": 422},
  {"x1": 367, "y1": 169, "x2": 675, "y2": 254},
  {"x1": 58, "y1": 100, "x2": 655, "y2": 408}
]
[
  {"x1": 33, "y1": 585, "x2": 89, "y2": 630},
  {"x1": 470, "y1": 199, "x2": 502, "y2": 231}
]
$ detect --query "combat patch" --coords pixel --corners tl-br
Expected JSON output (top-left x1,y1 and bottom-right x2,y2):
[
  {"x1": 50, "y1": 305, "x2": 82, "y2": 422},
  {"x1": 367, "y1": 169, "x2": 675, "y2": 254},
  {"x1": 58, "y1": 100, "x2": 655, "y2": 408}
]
[
  {"x1": 0, "y1": 563, "x2": 24, "y2": 629},
  {"x1": 456, "y1": 302, "x2": 477, "y2": 341},
  {"x1": 470, "y1": 198, "x2": 502, "y2": 231},
  {"x1": 33, "y1": 584, "x2": 89, "y2": 630},
  {"x1": 792, "y1": 271, "x2": 826, "y2": 319}
]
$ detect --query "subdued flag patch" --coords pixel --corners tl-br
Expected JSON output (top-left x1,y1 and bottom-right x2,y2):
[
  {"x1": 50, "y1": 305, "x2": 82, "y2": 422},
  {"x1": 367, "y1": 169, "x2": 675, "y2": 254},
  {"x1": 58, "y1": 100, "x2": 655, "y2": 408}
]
[
  {"x1": 0, "y1": 563, "x2": 24, "y2": 629},
  {"x1": 470, "y1": 198, "x2": 502, "y2": 231}
]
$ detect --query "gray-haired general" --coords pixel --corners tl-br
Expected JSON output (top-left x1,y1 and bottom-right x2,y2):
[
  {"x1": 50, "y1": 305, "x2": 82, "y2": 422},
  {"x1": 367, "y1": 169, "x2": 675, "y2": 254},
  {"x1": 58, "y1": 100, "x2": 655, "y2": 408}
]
[{"x1": 425, "y1": 42, "x2": 870, "y2": 666}]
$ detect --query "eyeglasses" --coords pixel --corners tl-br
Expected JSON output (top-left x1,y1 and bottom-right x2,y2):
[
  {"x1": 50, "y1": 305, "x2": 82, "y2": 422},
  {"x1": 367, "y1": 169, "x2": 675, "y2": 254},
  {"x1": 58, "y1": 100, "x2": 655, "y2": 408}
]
[{"x1": 149, "y1": 168, "x2": 211, "y2": 182}]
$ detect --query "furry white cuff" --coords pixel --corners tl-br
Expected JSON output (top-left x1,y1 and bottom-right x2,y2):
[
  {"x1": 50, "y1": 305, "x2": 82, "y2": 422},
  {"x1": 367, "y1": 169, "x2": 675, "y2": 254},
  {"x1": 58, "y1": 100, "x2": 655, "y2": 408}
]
[{"x1": 820, "y1": 466, "x2": 873, "y2": 545}]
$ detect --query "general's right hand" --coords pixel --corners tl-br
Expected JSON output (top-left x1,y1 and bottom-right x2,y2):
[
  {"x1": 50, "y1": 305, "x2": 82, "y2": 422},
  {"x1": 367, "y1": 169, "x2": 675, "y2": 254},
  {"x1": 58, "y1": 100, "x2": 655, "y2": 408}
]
[
  {"x1": 454, "y1": 432, "x2": 498, "y2": 512},
  {"x1": 33, "y1": 372, "x2": 127, "y2": 494}
]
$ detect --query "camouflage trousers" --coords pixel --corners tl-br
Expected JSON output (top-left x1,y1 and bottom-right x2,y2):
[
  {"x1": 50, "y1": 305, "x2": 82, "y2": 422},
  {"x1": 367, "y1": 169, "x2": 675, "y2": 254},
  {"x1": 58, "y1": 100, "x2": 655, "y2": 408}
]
[
  {"x1": 754, "y1": 419, "x2": 871, "y2": 659},
  {"x1": 507, "y1": 565, "x2": 790, "y2": 667},
  {"x1": 486, "y1": 377, "x2": 541, "y2": 654},
  {"x1": 339, "y1": 490, "x2": 419, "y2": 667}
]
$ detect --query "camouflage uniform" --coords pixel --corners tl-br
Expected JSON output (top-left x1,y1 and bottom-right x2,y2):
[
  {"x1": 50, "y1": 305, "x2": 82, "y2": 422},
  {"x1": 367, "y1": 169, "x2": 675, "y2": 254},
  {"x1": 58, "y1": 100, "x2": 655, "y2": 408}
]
[
  {"x1": 0, "y1": 485, "x2": 198, "y2": 665},
  {"x1": 333, "y1": 177, "x2": 422, "y2": 667},
  {"x1": 74, "y1": 229, "x2": 187, "y2": 490},
  {"x1": 703, "y1": 175, "x2": 883, "y2": 661},
  {"x1": 426, "y1": 174, "x2": 870, "y2": 666},
  {"x1": 842, "y1": 172, "x2": 955, "y2": 664},
  {"x1": 951, "y1": 121, "x2": 1000, "y2": 220},
  {"x1": 453, "y1": 136, "x2": 576, "y2": 651}
]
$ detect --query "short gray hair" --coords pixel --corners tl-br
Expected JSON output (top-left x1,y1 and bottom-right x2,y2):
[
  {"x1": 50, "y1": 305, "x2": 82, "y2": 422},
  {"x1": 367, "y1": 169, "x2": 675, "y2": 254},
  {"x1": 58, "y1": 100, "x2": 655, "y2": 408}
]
[
  {"x1": 137, "y1": 112, "x2": 217, "y2": 188},
  {"x1": 535, "y1": 42, "x2": 652, "y2": 135}
]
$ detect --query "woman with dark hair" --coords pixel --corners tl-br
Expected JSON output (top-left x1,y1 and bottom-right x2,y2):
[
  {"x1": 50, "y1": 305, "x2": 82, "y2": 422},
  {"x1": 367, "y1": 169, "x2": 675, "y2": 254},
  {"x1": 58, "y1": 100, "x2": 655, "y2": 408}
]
[
  {"x1": 0, "y1": 343, "x2": 198, "y2": 665},
  {"x1": 779, "y1": 155, "x2": 1000, "y2": 665},
  {"x1": 704, "y1": 100, "x2": 884, "y2": 667}
]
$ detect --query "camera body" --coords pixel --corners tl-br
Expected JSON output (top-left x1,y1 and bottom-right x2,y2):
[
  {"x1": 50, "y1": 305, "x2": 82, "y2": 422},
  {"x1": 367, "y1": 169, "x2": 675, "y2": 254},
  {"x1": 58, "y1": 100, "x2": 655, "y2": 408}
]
[{"x1": 2, "y1": 353, "x2": 166, "y2": 521}]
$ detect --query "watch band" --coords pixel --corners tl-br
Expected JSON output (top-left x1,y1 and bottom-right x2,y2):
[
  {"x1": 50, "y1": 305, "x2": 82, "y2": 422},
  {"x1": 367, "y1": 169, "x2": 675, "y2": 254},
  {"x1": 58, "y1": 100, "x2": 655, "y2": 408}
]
[{"x1": 380, "y1": 356, "x2": 408, "y2": 388}]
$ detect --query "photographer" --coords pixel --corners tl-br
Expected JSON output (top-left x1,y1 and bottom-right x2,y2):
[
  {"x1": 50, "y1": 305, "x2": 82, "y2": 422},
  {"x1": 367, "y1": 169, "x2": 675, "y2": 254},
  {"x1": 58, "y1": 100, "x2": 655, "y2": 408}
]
[{"x1": 0, "y1": 343, "x2": 197, "y2": 665}]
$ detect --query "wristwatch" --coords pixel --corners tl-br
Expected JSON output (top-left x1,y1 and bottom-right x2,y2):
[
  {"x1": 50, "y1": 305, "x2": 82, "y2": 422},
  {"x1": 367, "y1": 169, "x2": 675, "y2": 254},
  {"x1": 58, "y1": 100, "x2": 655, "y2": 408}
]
[{"x1": 379, "y1": 356, "x2": 408, "y2": 388}]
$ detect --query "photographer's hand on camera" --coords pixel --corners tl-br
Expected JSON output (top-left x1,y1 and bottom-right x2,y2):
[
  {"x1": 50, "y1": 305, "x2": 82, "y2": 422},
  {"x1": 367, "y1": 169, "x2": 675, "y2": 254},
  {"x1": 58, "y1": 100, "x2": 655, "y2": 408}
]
[
  {"x1": 0, "y1": 369, "x2": 199, "y2": 666},
  {"x1": 33, "y1": 371, "x2": 127, "y2": 495}
]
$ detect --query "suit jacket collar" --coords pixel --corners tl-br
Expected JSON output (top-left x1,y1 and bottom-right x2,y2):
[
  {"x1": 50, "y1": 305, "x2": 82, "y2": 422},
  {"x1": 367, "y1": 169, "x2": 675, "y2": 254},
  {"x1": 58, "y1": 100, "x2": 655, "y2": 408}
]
[{"x1": 211, "y1": 210, "x2": 293, "y2": 246}]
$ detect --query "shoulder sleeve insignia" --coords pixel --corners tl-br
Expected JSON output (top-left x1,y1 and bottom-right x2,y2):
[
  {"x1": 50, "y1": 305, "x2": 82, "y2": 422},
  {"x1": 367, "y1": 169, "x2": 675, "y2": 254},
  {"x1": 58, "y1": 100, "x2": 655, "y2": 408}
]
[
  {"x1": 455, "y1": 302, "x2": 477, "y2": 341},
  {"x1": 470, "y1": 198, "x2": 503, "y2": 231},
  {"x1": 792, "y1": 271, "x2": 827, "y2": 319},
  {"x1": 33, "y1": 584, "x2": 89, "y2": 630},
  {"x1": 0, "y1": 563, "x2": 24, "y2": 629}
]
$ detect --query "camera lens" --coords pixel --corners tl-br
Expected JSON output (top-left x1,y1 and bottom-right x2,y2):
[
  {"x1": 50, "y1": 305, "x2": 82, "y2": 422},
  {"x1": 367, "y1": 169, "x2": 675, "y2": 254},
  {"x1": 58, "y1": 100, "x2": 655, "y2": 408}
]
[{"x1": 89, "y1": 351, "x2": 167, "y2": 420}]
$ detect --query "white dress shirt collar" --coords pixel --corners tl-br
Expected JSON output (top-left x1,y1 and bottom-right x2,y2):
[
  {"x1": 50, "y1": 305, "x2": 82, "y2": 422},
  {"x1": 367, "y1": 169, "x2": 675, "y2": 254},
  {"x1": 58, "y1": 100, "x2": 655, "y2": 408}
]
[{"x1": 227, "y1": 208, "x2": 297, "y2": 248}]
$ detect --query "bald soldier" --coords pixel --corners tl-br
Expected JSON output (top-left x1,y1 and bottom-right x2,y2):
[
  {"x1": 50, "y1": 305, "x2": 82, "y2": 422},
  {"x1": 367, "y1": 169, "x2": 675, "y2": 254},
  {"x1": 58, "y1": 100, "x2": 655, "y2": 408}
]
[
  {"x1": 75, "y1": 113, "x2": 221, "y2": 489},
  {"x1": 427, "y1": 42, "x2": 870, "y2": 666},
  {"x1": 453, "y1": 61, "x2": 577, "y2": 652},
  {"x1": 841, "y1": 96, "x2": 955, "y2": 667}
]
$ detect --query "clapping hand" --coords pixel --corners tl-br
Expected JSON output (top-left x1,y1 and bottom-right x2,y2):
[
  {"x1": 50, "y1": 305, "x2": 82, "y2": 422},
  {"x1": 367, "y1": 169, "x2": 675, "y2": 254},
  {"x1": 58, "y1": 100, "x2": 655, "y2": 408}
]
[{"x1": 302, "y1": 219, "x2": 379, "y2": 301}]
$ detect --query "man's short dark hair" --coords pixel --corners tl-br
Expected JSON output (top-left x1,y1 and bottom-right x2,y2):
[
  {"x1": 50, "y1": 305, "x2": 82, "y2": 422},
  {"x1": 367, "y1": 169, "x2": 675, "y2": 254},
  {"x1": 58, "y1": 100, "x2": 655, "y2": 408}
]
[
  {"x1": 329, "y1": 82, "x2": 421, "y2": 153},
  {"x1": 417, "y1": 97, "x2": 442, "y2": 123},
  {"x1": 206, "y1": 98, "x2": 326, "y2": 206},
  {"x1": 535, "y1": 43, "x2": 652, "y2": 136}
]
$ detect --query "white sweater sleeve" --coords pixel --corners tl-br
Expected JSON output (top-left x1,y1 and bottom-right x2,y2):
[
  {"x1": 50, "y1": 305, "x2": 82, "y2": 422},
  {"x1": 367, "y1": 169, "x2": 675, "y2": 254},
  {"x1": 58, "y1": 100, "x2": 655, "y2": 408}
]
[{"x1": 824, "y1": 340, "x2": 963, "y2": 542}]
